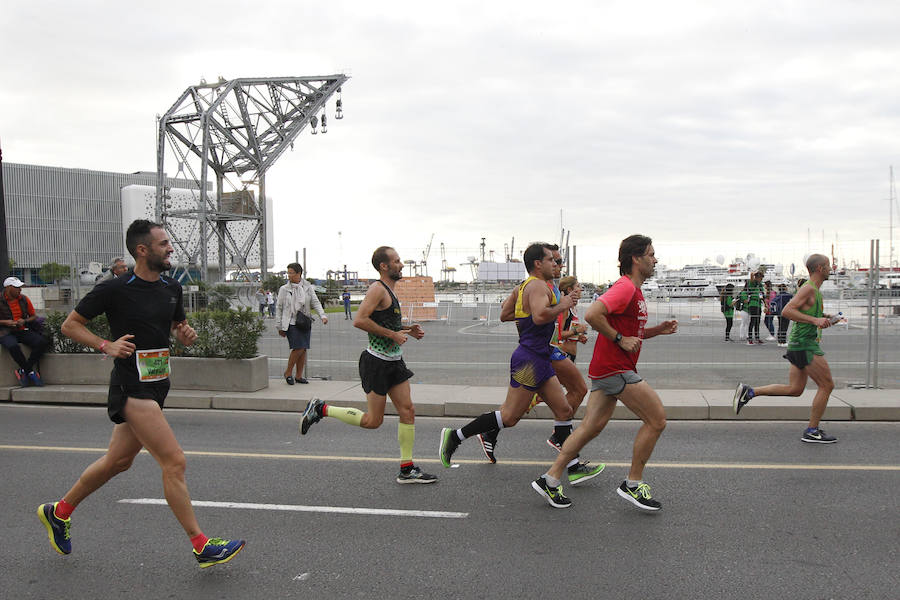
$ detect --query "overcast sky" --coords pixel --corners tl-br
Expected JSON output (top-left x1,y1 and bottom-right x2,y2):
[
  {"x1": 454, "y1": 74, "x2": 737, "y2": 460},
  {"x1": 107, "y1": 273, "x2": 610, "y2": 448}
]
[{"x1": 3, "y1": 0, "x2": 899, "y2": 282}]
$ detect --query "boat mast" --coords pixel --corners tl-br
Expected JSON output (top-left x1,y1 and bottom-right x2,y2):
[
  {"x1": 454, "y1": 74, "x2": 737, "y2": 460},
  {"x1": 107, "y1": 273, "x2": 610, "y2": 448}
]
[{"x1": 890, "y1": 166, "x2": 895, "y2": 271}]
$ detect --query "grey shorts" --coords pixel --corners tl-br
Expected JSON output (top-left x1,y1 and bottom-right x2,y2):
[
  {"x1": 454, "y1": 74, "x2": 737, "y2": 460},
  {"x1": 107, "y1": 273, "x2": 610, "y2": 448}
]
[{"x1": 590, "y1": 371, "x2": 643, "y2": 396}]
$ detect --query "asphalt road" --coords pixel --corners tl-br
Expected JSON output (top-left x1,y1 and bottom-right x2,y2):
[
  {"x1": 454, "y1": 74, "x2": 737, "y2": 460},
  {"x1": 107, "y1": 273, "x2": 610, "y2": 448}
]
[
  {"x1": 257, "y1": 309, "x2": 900, "y2": 388},
  {"x1": 3, "y1": 404, "x2": 898, "y2": 599}
]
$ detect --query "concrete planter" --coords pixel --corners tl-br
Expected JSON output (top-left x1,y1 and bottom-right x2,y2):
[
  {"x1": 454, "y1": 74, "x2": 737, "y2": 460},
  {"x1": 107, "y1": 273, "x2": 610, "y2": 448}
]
[
  {"x1": 169, "y1": 356, "x2": 268, "y2": 392},
  {"x1": 0, "y1": 348, "x2": 268, "y2": 392}
]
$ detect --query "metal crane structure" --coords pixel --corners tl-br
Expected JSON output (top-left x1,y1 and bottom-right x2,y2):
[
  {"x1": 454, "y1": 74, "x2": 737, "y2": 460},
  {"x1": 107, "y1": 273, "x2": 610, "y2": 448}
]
[
  {"x1": 420, "y1": 233, "x2": 434, "y2": 277},
  {"x1": 155, "y1": 74, "x2": 349, "y2": 282},
  {"x1": 440, "y1": 242, "x2": 456, "y2": 282}
]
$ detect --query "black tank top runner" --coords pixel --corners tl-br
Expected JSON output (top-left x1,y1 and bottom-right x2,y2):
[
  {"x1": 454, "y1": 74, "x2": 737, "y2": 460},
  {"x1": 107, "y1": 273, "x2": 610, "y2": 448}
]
[{"x1": 367, "y1": 280, "x2": 403, "y2": 359}]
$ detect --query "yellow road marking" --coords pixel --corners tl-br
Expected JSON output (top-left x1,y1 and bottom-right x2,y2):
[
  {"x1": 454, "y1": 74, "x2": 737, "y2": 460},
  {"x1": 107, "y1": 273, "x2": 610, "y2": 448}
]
[{"x1": 2, "y1": 444, "x2": 898, "y2": 471}]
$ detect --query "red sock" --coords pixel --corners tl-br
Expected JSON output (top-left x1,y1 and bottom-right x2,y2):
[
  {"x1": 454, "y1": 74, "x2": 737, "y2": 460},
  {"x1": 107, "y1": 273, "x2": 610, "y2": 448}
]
[
  {"x1": 55, "y1": 499, "x2": 75, "y2": 520},
  {"x1": 190, "y1": 533, "x2": 209, "y2": 553},
  {"x1": 400, "y1": 461, "x2": 413, "y2": 471},
  {"x1": 322, "y1": 403, "x2": 329, "y2": 417}
]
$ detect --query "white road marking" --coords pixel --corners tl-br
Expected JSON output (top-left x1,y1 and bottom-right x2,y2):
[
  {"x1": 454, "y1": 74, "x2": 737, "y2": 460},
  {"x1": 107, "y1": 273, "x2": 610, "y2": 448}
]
[{"x1": 118, "y1": 498, "x2": 468, "y2": 519}]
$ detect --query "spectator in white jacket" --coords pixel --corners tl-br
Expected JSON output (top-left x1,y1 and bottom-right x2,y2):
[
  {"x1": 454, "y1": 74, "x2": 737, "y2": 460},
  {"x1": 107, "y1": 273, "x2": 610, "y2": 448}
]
[{"x1": 276, "y1": 263, "x2": 327, "y2": 384}]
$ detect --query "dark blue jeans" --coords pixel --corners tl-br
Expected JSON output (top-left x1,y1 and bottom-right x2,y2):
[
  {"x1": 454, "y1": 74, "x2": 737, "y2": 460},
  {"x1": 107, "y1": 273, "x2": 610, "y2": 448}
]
[
  {"x1": 0, "y1": 329, "x2": 48, "y2": 371},
  {"x1": 764, "y1": 315, "x2": 775, "y2": 336}
]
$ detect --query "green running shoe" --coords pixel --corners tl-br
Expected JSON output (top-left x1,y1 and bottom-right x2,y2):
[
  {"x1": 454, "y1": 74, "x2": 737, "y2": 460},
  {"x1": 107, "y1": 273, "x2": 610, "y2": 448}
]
[
  {"x1": 567, "y1": 461, "x2": 605, "y2": 486},
  {"x1": 439, "y1": 427, "x2": 460, "y2": 468}
]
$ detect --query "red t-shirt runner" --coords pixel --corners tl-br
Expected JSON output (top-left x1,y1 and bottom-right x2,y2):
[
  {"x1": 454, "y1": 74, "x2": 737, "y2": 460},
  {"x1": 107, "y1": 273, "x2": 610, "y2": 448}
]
[{"x1": 588, "y1": 275, "x2": 648, "y2": 379}]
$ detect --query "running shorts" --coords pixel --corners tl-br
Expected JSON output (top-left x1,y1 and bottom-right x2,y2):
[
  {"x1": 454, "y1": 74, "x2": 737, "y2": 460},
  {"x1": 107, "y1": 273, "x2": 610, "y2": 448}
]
[
  {"x1": 510, "y1": 346, "x2": 555, "y2": 391},
  {"x1": 108, "y1": 370, "x2": 171, "y2": 424},
  {"x1": 359, "y1": 350, "x2": 414, "y2": 396},
  {"x1": 590, "y1": 370, "x2": 642, "y2": 396},
  {"x1": 783, "y1": 345, "x2": 825, "y2": 369},
  {"x1": 549, "y1": 346, "x2": 568, "y2": 362}
]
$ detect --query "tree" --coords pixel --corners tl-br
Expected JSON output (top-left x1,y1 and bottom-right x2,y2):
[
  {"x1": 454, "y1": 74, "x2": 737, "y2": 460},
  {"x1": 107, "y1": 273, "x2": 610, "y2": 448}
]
[
  {"x1": 262, "y1": 274, "x2": 285, "y2": 293},
  {"x1": 206, "y1": 283, "x2": 236, "y2": 311},
  {"x1": 39, "y1": 262, "x2": 70, "y2": 285}
]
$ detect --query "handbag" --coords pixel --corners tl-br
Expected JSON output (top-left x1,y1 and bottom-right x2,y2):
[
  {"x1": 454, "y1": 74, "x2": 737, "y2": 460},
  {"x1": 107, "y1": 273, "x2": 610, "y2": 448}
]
[{"x1": 294, "y1": 309, "x2": 313, "y2": 331}]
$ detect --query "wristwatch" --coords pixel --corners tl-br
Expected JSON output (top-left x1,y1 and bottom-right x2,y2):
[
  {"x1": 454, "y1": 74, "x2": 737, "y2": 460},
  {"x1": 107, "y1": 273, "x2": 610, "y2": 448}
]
[{"x1": 614, "y1": 332, "x2": 623, "y2": 344}]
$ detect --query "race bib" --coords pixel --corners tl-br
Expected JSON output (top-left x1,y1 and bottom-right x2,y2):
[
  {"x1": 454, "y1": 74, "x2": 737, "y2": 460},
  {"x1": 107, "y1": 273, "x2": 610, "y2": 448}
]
[{"x1": 135, "y1": 348, "x2": 171, "y2": 382}]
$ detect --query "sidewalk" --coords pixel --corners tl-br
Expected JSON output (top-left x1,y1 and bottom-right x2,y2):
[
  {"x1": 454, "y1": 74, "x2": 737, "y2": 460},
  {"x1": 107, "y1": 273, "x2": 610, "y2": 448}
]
[{"x1": 3, "y1": 379, "x2": 898, "y2": 421}]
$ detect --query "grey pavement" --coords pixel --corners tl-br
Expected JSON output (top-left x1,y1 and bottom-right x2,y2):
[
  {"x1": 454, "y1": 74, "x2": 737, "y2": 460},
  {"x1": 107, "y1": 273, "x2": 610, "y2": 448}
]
[
  {"x1": 3, "y1": 377, "x2": 899, "y2": 420},
  {"x1": 2, "y1": 404, "x2": 898, "y2": 600}
]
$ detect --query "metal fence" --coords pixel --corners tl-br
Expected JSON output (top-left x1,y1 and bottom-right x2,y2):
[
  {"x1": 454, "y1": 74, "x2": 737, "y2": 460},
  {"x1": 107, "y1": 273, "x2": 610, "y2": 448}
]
[{"x1": 258, "y1": 292, "x2": 899, "y2": 390}]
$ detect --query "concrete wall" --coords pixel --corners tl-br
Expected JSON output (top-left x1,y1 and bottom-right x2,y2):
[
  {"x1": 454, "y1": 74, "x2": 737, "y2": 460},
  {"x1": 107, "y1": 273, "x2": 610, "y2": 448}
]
[{"x1": 0, "y1": 347, "x2": 268, "y2": 392}]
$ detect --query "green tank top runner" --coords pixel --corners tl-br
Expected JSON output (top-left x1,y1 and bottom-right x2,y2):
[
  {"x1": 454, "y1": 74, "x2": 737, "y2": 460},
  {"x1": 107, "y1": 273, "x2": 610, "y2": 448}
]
[{"x1": 788, "y1": 281, "x2": 823, "y2": 349}]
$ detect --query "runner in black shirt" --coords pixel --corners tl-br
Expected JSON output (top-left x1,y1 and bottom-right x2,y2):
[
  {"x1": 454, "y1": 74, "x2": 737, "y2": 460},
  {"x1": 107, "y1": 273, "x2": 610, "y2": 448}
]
[{"x1": 36, "y1": 220, "x2": 245, "y2": 568}]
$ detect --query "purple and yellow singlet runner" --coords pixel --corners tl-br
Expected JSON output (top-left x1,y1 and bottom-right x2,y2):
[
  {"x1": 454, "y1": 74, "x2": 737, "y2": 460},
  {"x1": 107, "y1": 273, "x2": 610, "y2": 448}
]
[{"x1": 510, "y1": 276, "x2": 558, "y2": 391}]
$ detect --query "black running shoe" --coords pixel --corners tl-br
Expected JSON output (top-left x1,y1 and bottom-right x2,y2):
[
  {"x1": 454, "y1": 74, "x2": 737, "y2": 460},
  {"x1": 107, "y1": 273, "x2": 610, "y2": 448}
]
[
  {"x1": 801, "y1": 428, "x2": 837, "y2": 444},
  {"x1": 546, "y1": 432, "x2": 562, "y2": 452},
  {"x1": 396, "y1": 465, "x2": 438, "y2": 484},
  {"x1": 37, "y1": 502, "x2": 71, "y2": 555},
  {"x1": 616, "y1": 481, "x2": 661, "y2": 511},
  {"x1": 531, "y1": 476, "x2": 572, "y2": 509},
  {"x1": 299, "y1": 398, "x2": 323, "y2": 435},
  {"x1": 478, "y1": 430, "x2": 498, "y2": 463},
  {"x1": 732, "y1": 382, "x2": 752, "y2": 415},
  {"x1": 439, "y1": 428, "x2": 460, "y2": 468}
]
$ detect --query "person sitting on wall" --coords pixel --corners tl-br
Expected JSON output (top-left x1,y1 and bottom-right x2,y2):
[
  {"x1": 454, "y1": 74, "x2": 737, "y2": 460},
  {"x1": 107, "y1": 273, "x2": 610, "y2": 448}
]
[{"x1": 0, "y1": 277, "x2": 48, "y2": 387}]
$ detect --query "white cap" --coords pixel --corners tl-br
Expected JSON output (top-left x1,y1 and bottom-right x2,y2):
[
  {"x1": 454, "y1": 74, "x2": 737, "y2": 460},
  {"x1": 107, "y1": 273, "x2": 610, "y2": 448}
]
[{"x1": 3, "y1": 277, "x2": 24, "y2": 288}]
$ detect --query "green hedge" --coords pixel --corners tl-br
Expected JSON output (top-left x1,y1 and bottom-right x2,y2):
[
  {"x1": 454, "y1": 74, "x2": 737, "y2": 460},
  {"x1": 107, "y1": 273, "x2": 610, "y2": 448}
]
[
  {"x1": 43, "y1": 311, "x2": 110, "y2": 354},
  {"x1": 43, "y1": 308, "x2": 264, "y2": 360},
  {"x1": 170, "y1": 308, "x2": 265, "y2": 359}
]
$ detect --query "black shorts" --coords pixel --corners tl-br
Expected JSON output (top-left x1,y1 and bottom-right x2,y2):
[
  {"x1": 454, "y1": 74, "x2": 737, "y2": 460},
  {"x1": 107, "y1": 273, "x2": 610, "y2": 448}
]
[
  {"x1": 783, "y1": 348, "x2": 824, "y2": 370},
  {"x1": 359, "y1": 350, "x2": 413, "y2": 396},
  {"x1": 108, "y1": 370, "x2": 170, "y2": 424}
]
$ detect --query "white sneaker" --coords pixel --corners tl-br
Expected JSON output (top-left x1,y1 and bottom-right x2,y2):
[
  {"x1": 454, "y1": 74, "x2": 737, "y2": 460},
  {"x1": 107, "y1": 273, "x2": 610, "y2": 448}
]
[{"x1": 766, "y1": 336, "x2": 775, "y2": 341}]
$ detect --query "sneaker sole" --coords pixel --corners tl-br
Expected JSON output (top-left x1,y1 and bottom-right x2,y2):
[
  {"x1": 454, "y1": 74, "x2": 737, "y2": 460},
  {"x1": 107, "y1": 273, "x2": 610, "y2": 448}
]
[
  {"x1": 396, "y1": 476, "x2": 439, "y2": 484},
  {"x1": 36, "y1": 505, "x2": 69, "y2": 555},
  {"x1": 569, "y1": 464, "x2": 605, "y2": 486},
  {"x1": 477, "y1": 434, "x2": 496, "y2": 464},
  {"x1": 616, "y1": 487, "x2": 661, "y2": 512},
  {"x1": 800, "y1": 437, "x2": 837, "y2": 444},
  {"x1": 530, "y1": 480, "x2": 571, "y2": 509},
  {"x1": 198, "y1": 542, "x2": 245, "y2": 568}
]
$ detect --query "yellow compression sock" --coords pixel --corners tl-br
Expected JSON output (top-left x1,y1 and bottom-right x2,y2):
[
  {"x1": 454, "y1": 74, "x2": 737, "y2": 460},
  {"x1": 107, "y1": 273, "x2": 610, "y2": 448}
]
[
  {"x1": 325, "y1": 405, "x2": 363, "y2": 427},
  {"x1": 398, "y1": 422, "x2": 415, "y2": 463}
]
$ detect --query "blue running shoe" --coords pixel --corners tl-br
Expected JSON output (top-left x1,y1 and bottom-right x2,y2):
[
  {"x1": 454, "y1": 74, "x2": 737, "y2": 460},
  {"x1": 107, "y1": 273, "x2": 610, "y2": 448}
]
[
  {"x1": 194, "y1": 537, "x2": 246, "y2": 568},
  {"x1": 733, "y1": 382, "x2": 752, "y2": 414},
  {"x1": 15, "y1": 369, "x2": 29, "y2": 387},
  {"x1": 28, "y1": 371, "x2": 44, "y2": 387},
  {"x1": 37, "y1": 502, "x2": 72, "y2": 555}
]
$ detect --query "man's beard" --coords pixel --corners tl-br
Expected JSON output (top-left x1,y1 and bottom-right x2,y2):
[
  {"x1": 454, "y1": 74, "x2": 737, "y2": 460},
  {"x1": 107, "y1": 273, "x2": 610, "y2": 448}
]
[
  {"x1": 389, "y1": 270, "x2": 402, "y2": 281},
  {"x1": 148, "y1": 253, "x2": 171, "y2": 272}
]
